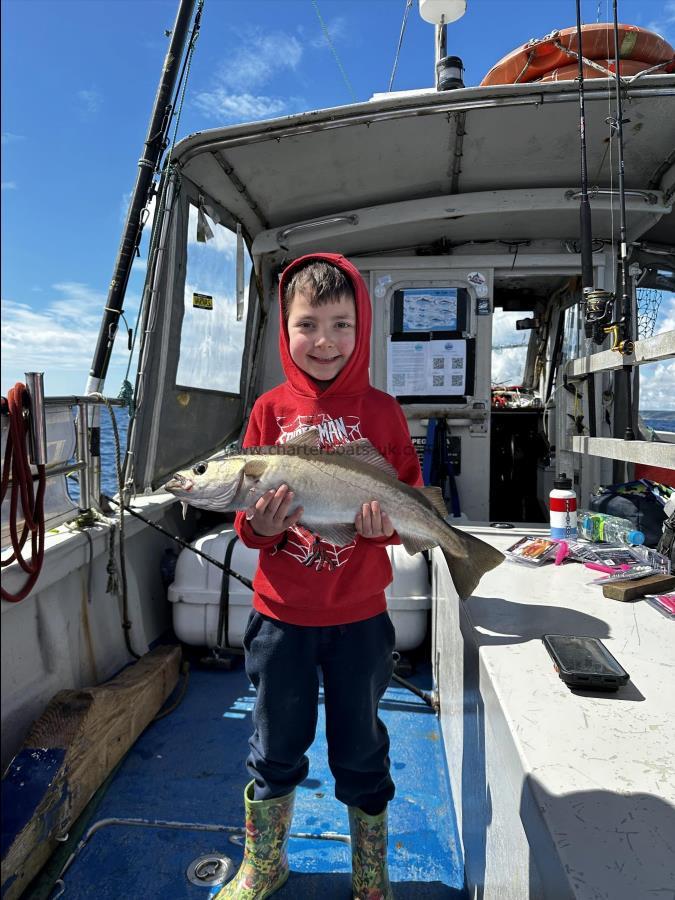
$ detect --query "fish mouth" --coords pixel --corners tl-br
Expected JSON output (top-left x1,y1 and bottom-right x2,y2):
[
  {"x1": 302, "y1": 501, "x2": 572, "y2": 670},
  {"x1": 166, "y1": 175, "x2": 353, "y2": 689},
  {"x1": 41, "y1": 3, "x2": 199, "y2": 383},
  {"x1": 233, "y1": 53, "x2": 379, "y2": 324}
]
[{"x1": 164, "y1": 473, "x2": 193, "y2": 494}]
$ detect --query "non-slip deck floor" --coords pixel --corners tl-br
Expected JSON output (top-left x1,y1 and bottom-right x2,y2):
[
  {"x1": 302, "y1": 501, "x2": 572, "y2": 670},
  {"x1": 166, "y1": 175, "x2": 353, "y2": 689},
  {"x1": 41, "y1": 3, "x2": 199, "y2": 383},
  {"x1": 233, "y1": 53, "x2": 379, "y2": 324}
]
[{"x1": 59, "y1": 661, "x2": 466, "y2": 898}]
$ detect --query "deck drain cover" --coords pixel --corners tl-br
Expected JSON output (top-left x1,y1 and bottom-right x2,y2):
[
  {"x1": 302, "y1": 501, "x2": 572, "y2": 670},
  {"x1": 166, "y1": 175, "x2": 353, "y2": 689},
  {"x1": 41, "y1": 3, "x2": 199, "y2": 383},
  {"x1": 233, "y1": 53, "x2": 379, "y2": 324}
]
[{"x1": 186, "y1": 853, "x2": 235, "y2": 887}]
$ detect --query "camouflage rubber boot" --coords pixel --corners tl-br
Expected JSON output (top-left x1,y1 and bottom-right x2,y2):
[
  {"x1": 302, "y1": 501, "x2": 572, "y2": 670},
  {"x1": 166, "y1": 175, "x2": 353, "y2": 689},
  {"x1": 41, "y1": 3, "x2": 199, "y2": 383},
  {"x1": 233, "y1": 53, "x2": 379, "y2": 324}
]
[
  {"x1": 215, "y1": 781, "x2": 295, "y2": 899},
  {"x1": 348, "y1": 805, "x2": 394, "y2": 900}
]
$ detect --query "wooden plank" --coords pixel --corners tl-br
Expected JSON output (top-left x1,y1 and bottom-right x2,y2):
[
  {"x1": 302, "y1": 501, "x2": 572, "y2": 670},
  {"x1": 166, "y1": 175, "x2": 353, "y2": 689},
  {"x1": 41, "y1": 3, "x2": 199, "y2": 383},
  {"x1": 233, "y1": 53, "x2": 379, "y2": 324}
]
[
  {"x1": 572, "y1": 436, "x2": 675, "y2": 467},
  {"x1": 566, "y1": 330, "x2": 675, "y2": 379},
  {"x1": 1, "y1": 645, "x2": 181, "y2": 900}
]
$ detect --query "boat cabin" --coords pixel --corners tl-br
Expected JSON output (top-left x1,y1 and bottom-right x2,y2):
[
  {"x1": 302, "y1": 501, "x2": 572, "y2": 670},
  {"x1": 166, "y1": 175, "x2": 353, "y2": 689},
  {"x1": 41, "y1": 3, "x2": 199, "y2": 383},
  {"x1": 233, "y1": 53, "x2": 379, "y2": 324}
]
[{"x1": 2, "y1": 12, "x2": 675, "y2": 899}]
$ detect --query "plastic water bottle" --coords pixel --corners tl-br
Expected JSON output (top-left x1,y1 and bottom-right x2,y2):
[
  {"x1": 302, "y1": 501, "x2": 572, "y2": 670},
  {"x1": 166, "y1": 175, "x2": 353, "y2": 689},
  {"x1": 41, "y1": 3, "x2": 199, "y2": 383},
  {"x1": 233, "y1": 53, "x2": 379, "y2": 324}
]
[
  {"x1": 579, "y1": 511, "x2": 645, "y2": 545},
  {"x1": 549, "y1": 474, "x2": 577, "y2": 539}
]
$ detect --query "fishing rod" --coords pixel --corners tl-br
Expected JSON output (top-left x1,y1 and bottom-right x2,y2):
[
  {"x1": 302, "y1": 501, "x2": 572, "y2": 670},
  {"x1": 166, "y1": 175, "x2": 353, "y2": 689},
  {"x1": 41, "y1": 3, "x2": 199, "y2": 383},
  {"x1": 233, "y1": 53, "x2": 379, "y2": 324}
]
[
  {"x1": 84, "y1": 0, "x2": 202, "y2": 500},
  {"x1": 88, "y1": 0, "x2": 200, "y2": 392},
  {"x1": 575, "y1": 0, "x2": 594, "y2": 294},
  {"x1": 576, "y1": 0, "x2": 636, "y2": 442},
  {"x1": 610, "y1": 0, "x2": 636, "y2": 440},
  {"x1": 576, "y1": 0, "x2": 614, "y2": 345}
]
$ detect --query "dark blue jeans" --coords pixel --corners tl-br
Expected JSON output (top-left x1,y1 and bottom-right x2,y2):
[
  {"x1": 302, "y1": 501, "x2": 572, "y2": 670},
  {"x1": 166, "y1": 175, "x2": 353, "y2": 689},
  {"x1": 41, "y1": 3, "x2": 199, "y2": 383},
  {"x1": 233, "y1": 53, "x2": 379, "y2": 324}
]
[{"x1": 243, "y1": 610, "x2": 396, "y2": 813}]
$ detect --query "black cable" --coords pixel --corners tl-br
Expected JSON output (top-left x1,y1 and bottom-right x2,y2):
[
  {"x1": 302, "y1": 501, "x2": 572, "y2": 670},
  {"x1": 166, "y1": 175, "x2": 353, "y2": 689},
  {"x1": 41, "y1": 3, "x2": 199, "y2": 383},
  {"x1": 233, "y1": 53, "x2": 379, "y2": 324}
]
[{"x1": 102, "y1": 495, "x2": 253, "y2": 590}]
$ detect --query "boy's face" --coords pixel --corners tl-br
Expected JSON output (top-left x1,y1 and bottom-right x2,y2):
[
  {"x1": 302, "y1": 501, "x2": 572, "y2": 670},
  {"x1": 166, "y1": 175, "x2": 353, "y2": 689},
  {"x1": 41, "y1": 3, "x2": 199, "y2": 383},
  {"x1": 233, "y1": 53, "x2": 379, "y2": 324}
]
[{"x1": 287, "y1": 289, "x2": 356, "y2": 383}]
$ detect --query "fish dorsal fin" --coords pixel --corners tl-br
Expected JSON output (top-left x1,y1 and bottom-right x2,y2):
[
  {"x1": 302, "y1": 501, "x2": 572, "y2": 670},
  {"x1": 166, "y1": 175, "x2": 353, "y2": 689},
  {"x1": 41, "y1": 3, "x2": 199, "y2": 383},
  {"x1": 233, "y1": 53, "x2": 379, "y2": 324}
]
[
  {"x1": 244, "y1": 458, "x2": 268, "y2": 478},
  {"x1": 400, "y1": 534, "x2": 439, "y2": 556},
  {"x1": 337, "y1": 439, "x2": 398, "y2": 478},
  {"x1": 284, "y1": 427, "x2": 321, "y2": 448},
  {"x1": 414, "y1": 486, "x2": 448, "y2": 518}
]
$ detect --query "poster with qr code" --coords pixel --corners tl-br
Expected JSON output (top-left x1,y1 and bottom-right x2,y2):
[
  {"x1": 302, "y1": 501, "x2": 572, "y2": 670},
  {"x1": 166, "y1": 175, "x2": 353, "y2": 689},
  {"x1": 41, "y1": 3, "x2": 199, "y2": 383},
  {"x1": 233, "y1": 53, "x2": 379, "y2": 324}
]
[{"x1": 387, "y1": 339, "x2": 466, "y2": 395}]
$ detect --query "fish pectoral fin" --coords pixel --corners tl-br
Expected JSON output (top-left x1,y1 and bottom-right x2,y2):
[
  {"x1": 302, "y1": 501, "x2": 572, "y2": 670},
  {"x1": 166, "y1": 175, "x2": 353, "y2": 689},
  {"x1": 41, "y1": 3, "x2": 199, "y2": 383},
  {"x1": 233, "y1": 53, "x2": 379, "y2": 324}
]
[
  {"x1": 181, "y1": 502, "x2": 189, "y2": 521},
  {"x1": 400, "y1": 534, "x2": 439, "y2": 555},
  {"x1": 414, "y1": 486, "x2": 448, "y2": 518},
  {"x1": 334, "y1": 439, "x2": 399, "y2": 478},
  {"x1": 304, "y1": 522, "x2": 357, "y2": 547}
]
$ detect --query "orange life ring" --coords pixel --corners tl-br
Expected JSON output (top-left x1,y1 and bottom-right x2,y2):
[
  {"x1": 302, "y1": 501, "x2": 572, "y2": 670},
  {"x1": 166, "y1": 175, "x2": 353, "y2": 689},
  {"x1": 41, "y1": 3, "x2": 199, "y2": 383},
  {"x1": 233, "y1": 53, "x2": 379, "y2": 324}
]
[
  {"x1": 539, "y1": 58, "x2": 657, "y2": 82},
  {"x1": 481, "y1": 23, "x2": 674, "y2": 87}
]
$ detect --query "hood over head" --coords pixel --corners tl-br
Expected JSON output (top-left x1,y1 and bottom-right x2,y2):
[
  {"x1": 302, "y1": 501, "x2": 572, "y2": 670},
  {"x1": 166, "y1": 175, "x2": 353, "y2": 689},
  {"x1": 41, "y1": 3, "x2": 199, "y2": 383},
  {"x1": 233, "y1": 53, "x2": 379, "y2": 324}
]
[{"x1": 278, "y1": 252, "x2": 371, "y2": 398}]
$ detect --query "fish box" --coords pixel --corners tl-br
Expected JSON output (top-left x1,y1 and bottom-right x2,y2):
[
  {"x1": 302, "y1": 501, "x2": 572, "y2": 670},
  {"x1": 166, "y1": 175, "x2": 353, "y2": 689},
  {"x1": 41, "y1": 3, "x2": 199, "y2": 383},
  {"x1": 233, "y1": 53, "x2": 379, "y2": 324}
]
[{"x1": 168, "y1": 526, "x2": 431, "y2": 652}]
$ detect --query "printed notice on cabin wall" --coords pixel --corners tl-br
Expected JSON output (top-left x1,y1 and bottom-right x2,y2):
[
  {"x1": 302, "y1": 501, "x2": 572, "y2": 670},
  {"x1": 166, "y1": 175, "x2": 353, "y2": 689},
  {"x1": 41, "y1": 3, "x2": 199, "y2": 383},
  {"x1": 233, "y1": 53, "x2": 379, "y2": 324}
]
[{"x1": 387, "y1": 339, "x2": 466, "y2": 396}]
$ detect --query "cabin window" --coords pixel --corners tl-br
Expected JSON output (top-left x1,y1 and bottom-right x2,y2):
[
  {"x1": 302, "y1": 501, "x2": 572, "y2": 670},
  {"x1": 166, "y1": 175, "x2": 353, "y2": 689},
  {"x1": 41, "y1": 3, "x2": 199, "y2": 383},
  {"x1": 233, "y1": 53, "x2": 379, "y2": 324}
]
[
  {"x1": 175, "y1": 202, "x2": 251, "y2": 394},
  {"x1": 491, "y1": 308, "x2": 533, "y2": 388}
]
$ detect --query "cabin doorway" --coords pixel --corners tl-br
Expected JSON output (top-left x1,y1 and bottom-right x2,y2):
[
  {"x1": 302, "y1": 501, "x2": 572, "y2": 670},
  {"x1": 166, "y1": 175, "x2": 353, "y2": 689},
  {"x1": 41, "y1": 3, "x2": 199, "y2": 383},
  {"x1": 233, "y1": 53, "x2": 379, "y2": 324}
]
[{"x1": 489, "y1": 276, "x2": 559, "y2": 523}]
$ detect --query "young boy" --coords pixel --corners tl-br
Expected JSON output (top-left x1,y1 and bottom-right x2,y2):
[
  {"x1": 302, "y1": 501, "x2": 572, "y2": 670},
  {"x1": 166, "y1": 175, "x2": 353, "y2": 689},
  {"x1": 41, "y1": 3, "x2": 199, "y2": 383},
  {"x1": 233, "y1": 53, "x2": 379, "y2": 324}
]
[{"x1": 217, "y1": 253, "x2": 422, "y2": 900}]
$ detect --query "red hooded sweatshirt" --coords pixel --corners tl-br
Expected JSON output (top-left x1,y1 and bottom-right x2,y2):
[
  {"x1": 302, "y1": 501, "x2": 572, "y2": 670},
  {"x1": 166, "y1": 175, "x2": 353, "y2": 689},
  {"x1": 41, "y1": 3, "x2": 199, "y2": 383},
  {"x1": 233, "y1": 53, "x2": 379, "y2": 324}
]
[{"x1": 234, "y1": 253, "x2": 422, "y2": 626}]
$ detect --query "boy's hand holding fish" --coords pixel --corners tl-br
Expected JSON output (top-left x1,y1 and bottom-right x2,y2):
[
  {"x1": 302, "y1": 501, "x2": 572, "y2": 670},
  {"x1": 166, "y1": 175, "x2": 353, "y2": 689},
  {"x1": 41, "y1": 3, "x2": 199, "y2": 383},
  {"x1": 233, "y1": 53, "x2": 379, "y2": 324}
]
[
  {"x1": 246, "y1": 484, "x2": 304, "y2": 536},
  {"x1": 246, "y1": 484, "x2": 394, "y2": 539},
  {"x1": 355, "y1": 500, "x2": 394, "y2": 539}
]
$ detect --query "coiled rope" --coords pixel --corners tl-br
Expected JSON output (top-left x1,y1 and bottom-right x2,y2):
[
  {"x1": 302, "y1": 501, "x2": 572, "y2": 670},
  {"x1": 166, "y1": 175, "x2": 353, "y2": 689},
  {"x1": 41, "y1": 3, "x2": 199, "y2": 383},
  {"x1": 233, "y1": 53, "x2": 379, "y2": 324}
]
[{"x1": 1, "y1": 383, "x2": 46, "y2": 602}]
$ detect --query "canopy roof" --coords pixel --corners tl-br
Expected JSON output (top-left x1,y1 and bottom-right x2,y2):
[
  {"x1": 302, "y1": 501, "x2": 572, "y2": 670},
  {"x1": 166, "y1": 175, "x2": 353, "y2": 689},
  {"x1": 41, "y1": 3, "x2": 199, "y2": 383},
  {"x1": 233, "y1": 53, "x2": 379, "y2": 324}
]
[{"x1": 172, "y1": 76, "x2": 675, "y2": 254}]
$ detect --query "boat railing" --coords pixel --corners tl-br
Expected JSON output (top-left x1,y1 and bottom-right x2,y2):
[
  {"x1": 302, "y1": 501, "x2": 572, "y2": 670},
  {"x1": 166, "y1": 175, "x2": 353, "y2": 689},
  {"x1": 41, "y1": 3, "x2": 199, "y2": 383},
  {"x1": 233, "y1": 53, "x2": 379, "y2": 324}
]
[
  {"x1": 1, "y1": 376, "x2": 125, "y2": 548},
  {"x1": 565, "y1": 330, "x2": 675, "y2": 465}
]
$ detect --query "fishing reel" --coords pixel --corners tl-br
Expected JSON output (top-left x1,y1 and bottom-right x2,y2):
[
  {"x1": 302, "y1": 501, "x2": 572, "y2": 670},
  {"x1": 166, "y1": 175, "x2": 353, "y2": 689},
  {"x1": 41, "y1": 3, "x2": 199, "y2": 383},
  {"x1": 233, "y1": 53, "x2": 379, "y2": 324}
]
[
  {"x1": 582, "y1": 289, "x2": 614, "y2": 344},
  {"x1": 582, "y1": 290, "x2": 635, "y2": 354}
]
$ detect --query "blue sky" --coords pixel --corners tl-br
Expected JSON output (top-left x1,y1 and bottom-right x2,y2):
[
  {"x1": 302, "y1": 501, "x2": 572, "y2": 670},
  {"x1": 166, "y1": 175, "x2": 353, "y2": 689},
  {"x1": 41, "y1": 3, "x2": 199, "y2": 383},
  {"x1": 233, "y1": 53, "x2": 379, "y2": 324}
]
[{"x1": 2, "y1": 0, "x2": 674, "y2": 405}]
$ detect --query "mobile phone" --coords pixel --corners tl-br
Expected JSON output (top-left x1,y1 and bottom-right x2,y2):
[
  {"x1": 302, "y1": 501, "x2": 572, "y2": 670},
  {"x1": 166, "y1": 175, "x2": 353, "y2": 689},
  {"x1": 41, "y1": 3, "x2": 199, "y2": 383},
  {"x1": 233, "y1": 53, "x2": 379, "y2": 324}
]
[{"x1": 542, "y1": 634, "x2": 630, "y2": 692}]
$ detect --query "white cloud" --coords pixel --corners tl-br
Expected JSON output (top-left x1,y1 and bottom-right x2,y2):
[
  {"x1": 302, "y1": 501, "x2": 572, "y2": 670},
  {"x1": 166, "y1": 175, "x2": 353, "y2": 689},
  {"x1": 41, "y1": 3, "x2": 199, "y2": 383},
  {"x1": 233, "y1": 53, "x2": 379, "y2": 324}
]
[
  {"x1": 651, "y1": 294, "x2": 675, "y2": 335},
  {"x1": 1, "y1": 182, "x2": 17, "y2": 191},
  {"x1": 1, "y1": 284, "x2": 140, "y2": 396},
  {"x1": 491, "y1": 346, "x2": 529, "y2": 386},
  {"x1": 77, "y1": 88, "x2": 102, "y2": 115},
  {"x1": 219, "y1": 29, "x2": 303, "y2": 92},
  {"x1": 647, "y1": 1, "x2": 675, "y2": 41},
  {"x1": 639, "y1": 360, "x2": 675, "y2": 410},
  {"x1": 193, "y1": 90, "x2": 289, "y2": 121},
  {"x1": 639, "y1": 293, "x2": 675, "y2": 410},
  {"x1": 1, "y1": 132, "x2": 25, "y2": 146},
  {"x1": 492, "y1": 308, "x2": 532, "y2": 347},
  {"x1": 309, "y1": 16, "x2": 348, "y2": 50},
  {"x1": 193, "y1": 28, "x2": 303, "y2": 123}
]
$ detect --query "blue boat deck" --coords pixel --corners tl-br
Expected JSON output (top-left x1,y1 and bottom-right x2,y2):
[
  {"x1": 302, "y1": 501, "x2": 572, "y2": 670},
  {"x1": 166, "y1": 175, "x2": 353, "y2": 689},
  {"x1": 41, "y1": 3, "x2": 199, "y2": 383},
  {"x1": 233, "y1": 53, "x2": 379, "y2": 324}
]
[{"x1": 57, "y1": 660, "x2": 466, "y2": 898}]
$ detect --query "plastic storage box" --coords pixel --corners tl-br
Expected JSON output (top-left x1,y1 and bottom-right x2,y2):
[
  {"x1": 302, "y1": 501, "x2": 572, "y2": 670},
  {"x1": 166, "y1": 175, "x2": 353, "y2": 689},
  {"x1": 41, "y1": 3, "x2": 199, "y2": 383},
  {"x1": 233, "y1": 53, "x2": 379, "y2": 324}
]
[{"x1": 168, "y1": 526, "x2": 431, "y2": 651}]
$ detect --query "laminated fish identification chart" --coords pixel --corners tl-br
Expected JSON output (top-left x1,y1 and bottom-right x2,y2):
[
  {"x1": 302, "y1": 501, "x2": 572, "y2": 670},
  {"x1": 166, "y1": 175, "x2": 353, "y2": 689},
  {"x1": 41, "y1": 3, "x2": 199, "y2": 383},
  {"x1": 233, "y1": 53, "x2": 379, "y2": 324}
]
[{"x1": 387, "y1": 339, "x2": 467, "y2": 396}]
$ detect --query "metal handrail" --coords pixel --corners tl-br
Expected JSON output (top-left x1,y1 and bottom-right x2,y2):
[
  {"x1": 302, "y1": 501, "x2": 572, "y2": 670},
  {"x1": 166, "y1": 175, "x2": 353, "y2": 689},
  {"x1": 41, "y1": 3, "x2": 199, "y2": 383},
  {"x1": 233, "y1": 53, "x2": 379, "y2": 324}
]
[
  {"x1": 565, "y1": 330, "x2": 675, "y2": 379},
  {"x1": 565, "y1": 188, "x2": 658, "y2": 204},
  {"x1": 276, "y1": 215, "x2": 359, "y2": 247}
]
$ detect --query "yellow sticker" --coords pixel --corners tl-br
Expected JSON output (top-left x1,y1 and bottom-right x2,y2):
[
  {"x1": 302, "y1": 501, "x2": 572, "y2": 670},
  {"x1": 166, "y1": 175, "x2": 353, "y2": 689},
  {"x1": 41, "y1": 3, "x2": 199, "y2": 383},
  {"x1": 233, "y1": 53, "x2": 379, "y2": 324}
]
[{"x1": 193, "y1": 292, "x2": 213, "y2": 310}]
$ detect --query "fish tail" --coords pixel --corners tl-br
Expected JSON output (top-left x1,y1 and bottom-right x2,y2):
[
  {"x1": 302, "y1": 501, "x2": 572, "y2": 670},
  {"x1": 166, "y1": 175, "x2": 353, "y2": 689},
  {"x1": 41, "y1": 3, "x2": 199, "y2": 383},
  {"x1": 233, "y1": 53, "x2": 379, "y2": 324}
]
[{"x1": 440, "y1": 531, "x2": 504, "y2": 599}]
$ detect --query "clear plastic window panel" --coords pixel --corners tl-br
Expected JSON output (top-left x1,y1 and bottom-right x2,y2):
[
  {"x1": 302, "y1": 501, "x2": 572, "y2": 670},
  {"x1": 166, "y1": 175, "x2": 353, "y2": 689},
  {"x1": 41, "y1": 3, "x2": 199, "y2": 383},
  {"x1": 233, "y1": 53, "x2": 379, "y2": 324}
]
[{"x1": 176, "y1": 203, "x2": 251, "y2": 393}]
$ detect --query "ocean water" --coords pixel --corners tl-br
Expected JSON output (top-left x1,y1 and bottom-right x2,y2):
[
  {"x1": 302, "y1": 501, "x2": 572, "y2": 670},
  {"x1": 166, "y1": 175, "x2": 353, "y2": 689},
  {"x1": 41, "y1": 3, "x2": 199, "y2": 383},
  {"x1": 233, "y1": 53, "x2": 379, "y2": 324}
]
[
  {"x1": 641, "y1": 411, "x2": 675, "y2": 434},
  {"x1": 100, "y1": 407, "x2": 130, "y2": 497}
]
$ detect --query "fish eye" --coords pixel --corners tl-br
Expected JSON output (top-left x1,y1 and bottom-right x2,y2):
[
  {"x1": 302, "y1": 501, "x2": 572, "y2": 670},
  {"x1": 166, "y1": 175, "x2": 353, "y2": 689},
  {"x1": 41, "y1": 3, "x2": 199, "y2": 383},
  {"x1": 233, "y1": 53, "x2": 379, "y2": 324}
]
[{"x1": 192, "y1": 462, "x2": 208, "y2": 476}]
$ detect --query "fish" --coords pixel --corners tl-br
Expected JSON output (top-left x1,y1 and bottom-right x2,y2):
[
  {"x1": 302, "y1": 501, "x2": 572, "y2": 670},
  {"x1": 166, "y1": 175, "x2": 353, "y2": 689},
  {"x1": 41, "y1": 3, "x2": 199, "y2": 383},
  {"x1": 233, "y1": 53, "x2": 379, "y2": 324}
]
[{"x1": 164, "y1": 429, "x2": 504, "y2": 598}]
